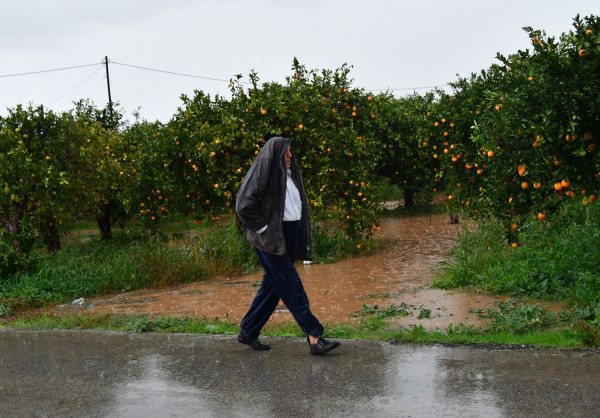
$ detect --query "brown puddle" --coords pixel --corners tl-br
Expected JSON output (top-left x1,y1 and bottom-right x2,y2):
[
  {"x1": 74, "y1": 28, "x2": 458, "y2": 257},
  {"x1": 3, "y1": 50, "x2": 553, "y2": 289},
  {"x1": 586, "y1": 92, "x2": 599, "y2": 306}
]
[{"x1": 54, "y1": 214, "x2": 568, "y2": 330}]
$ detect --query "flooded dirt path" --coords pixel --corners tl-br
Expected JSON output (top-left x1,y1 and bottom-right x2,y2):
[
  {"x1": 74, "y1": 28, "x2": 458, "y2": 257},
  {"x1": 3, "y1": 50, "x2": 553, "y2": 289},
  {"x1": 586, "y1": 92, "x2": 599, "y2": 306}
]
[{"x1": 56, "y1": 214, "x2": 563, "y2": 329}]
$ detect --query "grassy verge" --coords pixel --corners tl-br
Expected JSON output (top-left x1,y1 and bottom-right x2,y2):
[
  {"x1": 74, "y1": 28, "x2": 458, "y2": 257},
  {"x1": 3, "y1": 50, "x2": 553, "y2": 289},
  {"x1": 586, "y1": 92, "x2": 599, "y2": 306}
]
[
  {"x1": 433, "y1": 201, "x2": 600, "y2": 348},
  {"x1": 3, "y1": 312, "x2": 592, "y2": 350}
]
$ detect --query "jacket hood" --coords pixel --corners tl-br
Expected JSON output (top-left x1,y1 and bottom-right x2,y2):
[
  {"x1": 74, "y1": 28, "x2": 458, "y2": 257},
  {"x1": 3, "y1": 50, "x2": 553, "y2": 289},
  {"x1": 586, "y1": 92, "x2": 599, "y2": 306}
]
[{"x1": 258, "y1": 136, "x2": 293, "y2": 161}]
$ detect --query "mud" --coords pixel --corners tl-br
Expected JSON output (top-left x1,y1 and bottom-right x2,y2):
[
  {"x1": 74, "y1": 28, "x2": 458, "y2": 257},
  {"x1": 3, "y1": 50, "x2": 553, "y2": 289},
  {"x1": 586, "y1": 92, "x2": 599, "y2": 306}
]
[{"x1": 54, "y1": 214, "x2": 567, "y2": 329}]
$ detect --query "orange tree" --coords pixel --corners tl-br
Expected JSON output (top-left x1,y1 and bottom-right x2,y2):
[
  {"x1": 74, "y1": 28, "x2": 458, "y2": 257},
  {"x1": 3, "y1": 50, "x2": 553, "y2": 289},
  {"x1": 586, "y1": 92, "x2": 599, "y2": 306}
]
[
  {"x1": 280, "y1": 60, "x2": 381, "y2": 237},
  {"x1": 427, "y1": 79, "x2": 493, "y2": 218},
  {"x1": 166, "y1": 60, "x2": 382, "y2": 238},
  {"x1": 431, "y1": 14, "x2": 600, "y2": 241},
  {"x1": 162, "y1": 90, "x2": 240, "y2": 225},
  {"x1": 371, "y1": 92, "x2": 439, "y2": 207},
  {"x1": 119, "y1": 119, "x2": 179, "y2": 228},
  {"x1": 0, "y1": 105, "x2": 120, "y2": 253},
  {"x1": 72, "y1": 100, "x2": 137, "y2": 238}
]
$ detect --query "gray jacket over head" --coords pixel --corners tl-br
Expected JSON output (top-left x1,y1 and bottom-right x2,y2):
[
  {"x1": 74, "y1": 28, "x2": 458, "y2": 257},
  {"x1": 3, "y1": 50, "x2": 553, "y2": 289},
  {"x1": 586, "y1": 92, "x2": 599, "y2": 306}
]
[{"x1": 235, "y1": 137, "x2": 313, "y2": 260}]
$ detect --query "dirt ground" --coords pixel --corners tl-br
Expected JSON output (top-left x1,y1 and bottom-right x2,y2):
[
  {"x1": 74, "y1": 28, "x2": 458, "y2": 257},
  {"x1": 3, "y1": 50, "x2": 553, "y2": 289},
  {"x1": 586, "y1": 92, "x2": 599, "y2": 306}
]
[{"x1": 50, "y1": 213, "x2": 567, "y2": 330}]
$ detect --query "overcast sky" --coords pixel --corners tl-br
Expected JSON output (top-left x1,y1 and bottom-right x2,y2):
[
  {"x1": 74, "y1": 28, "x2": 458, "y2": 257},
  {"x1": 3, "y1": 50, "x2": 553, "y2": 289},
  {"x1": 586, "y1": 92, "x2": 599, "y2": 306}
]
[{"x1": 1, "y1": 1, "x2": 598, "y2": 123}]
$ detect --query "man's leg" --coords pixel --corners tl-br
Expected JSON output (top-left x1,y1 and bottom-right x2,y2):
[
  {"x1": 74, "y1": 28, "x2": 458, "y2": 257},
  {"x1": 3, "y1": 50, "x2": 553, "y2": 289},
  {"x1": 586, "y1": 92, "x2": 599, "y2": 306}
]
[
  {"x1": 254, "y1": 248, "x2": 324, "y2": 338},
  {"x1": 239, "y1": 272, "x2": 280, "y2": 340}
]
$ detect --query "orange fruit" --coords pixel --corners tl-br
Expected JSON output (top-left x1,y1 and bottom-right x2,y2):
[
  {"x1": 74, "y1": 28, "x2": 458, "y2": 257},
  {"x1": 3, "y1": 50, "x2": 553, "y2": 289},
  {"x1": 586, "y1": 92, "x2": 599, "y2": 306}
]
[
  {"x1": 579, "y1": 49, "x2": 588, "y2": 57},
  {"x1": 511, "y1": 223, "x2": 518, "y2": 230},
  {"x1": 590, "y1": 194, "x2": 598, "y2": 204},
  {"x1": 487, "y1": 150, "x2": 495, "y2": 157},
  {"x1": 511, "y1": 242, "x2": 519, "y2": 248},
  {"x1": 528, "y1": 76, "x2": 534, "y2": 82},
  {"x1": 560, "y1": 179, "x2": 570, "y2": 188},
  {"x1": 533, "y1": 182, "x2": 541, "y2": 189},
  {"x1": 538, "y1": 212, "x2": 546, "y2": 221},
  {"x1": 521, "y1": 181, "x2": 529, "y2": 190},
  {"x1": 554, "y1": 182, "x2": 563, "y2": 191}
]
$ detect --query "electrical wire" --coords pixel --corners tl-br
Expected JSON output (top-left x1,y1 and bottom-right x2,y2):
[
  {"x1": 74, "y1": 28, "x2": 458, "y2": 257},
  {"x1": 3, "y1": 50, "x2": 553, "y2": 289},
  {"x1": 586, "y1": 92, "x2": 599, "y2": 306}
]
[
  {"x1": 1, "y1": 59, "x2": 448, "y2": 94},
  {"x1": 111, "y1": 61, "x2": 252, "y2": 84},
  {"x1": 369, "y1": 84, "x2": 448, "y2": 92},
  {"x1": 0, "y1": 63, "x2": 101, "y2": 78},
  {"x1": 48, "y1": 65, "x2": 104, "y2": 106}
]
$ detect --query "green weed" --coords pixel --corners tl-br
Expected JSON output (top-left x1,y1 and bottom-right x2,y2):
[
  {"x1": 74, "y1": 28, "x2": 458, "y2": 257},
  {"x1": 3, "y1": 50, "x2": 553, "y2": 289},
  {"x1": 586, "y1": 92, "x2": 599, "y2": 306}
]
[{"x1": 436, "y1": 202, "x2": 600, "y2": 306}]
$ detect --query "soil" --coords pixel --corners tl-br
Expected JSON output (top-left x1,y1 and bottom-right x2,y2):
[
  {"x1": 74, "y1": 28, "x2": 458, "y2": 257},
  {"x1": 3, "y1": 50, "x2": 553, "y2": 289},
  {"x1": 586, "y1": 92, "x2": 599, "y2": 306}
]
[{"x1": 50, "y1": 213, "x2": 567, "y2": 330}]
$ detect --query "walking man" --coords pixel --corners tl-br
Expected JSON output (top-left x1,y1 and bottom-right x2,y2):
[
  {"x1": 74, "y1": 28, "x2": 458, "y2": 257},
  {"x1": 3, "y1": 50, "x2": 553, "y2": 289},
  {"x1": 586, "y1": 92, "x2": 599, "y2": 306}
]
[{"x1": 235, "y1": 136, "x2": 340, "y2": 355}]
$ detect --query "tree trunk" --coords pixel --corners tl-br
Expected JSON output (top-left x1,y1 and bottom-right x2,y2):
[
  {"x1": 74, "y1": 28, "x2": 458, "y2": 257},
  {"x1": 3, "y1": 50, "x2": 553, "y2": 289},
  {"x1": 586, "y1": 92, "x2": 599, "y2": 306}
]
[
  {"x1": 96, "y1": 203, "x2": 112, "y2": 240},
  {"x1": 42, "y1": 215, "x2": 61, "y2": 253},
  {"x1": 403, "y1": 189, "x2": 415, "y2": 207},
  {"x1": 0, "y1": 199, "x2": 28, "y2": 254}
]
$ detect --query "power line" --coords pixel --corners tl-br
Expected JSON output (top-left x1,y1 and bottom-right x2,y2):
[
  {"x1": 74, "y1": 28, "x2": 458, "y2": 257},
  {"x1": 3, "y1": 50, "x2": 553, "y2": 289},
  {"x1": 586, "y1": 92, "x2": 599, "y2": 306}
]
[
  {"x1": 369, "y1": 84, "x2": 448, "y2": 92},
  {"x1": 48, "y1": 65, "x2": 104, "y2": 106},
  {"x1": 0, "y1": 63, "x2": 101, "y2": 78},
  {"x1": 111, "y1": 61, "x2": 252, "y2": 84},
  {"x1": 0, "y1": 59, "x2": 449, "y2": 94}
]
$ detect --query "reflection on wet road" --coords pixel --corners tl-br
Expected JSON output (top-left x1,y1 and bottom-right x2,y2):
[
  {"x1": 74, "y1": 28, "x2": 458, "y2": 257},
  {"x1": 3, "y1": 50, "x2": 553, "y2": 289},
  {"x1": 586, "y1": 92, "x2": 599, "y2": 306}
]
[{"x1": 1, "y1": 329, "x2": 598, "y2": 417}]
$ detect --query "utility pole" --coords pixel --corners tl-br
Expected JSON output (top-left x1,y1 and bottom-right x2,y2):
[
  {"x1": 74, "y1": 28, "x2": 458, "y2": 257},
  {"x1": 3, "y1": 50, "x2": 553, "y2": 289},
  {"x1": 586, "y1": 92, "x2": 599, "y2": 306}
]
[{"x1": 103, "y1": 56, "x2": 113, "y2": 116}]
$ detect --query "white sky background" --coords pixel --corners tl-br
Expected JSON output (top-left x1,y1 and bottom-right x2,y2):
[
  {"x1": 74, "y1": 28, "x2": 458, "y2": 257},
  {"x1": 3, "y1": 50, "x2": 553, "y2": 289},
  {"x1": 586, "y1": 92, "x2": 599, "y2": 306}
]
[{"x1": 1, "y1": 0, "x2": 598, "y2": 123}]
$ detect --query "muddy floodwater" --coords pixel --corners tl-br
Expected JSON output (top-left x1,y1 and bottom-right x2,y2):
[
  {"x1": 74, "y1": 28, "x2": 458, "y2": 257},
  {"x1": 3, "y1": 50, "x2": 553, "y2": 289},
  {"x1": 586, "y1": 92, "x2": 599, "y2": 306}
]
[{"x1": 57, "y1": 214, "x2": 565, "y2": 329}]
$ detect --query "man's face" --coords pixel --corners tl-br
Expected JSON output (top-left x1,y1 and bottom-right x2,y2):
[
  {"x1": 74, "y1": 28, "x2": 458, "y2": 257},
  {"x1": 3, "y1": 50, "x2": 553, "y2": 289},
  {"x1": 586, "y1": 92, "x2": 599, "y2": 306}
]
[{"x1": 284, "y1": 147, "x2": 292, "y2": 169}]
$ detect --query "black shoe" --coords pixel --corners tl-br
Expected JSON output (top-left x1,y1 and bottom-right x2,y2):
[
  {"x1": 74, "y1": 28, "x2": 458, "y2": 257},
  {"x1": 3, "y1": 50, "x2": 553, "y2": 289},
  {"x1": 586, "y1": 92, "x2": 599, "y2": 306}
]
[
  {"x1": 238, "y1": 333, "x2": 270, "y2": 350},
  {"x1": 308, "y1": 337, "x2": 340, "y2": 355}
]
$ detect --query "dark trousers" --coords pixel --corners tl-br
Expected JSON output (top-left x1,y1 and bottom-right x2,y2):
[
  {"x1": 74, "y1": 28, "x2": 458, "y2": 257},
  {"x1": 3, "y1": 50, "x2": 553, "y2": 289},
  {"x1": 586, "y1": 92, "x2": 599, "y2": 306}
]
[{"x1": 240, "y1": 221, "x2": 324, "y2": 339}]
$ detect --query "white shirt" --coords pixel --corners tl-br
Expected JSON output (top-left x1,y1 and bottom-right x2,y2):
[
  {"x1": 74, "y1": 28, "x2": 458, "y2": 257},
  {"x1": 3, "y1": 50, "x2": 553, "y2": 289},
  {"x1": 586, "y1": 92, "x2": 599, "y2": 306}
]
[
  {"x1": 256, "y1": 170, "x2": 301, "y2": 234},
  {"x1": 284, "y1": 172, "x2": 302, "y2": 221}
]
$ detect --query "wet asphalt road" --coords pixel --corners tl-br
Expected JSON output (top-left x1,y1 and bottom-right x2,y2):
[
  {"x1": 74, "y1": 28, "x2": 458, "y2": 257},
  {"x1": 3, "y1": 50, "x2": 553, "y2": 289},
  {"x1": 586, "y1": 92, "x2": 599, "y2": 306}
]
[{"x1": 1, "y1": 328, "x2": 599, "y2": 417}]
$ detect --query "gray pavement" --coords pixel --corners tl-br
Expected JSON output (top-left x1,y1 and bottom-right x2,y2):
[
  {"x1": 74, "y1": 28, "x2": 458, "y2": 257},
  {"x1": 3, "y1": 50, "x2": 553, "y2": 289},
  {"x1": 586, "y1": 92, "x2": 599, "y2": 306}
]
[{"x1": 1, "y1": 328, "x2": 599, "y2": 417}]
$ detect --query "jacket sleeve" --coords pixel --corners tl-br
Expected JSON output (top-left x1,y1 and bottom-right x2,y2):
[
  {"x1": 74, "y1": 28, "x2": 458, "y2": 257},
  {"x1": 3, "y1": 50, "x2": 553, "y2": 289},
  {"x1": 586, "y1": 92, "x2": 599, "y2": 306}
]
[{"x1": 235, "y1": 157, "x2": 272, "y2": 231}]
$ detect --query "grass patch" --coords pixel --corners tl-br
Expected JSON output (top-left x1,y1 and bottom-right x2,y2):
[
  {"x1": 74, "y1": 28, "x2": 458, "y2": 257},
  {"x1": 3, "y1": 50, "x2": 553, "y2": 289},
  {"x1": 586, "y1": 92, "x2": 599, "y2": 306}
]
[
  {"x1": 433, "y1": 202, "x2": 600, "y2": 348},
  {"x1": 436, "y1": 203, "x2": 600, "y2": 304},
  {"x1": 4, "y1": 312, "x2": 593, "y2": 350}
]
